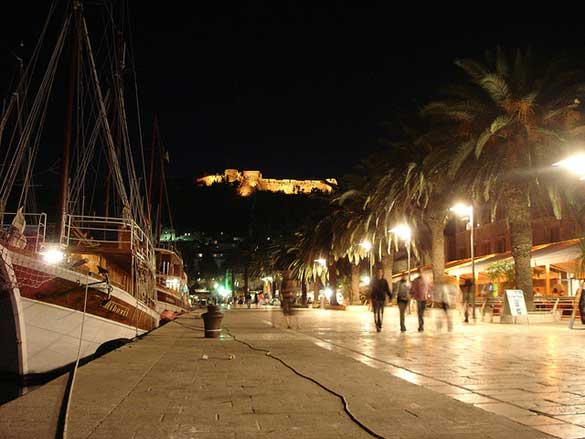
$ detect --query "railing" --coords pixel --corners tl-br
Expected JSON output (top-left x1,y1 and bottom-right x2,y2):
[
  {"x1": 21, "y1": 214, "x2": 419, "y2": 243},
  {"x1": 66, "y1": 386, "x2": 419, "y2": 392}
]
[
  {"x1": 62, "y1": 214, "x2": 154, "y2": 267},
  {"x1": 0, "y1": 212, "x2": 47, "y2": 252}
]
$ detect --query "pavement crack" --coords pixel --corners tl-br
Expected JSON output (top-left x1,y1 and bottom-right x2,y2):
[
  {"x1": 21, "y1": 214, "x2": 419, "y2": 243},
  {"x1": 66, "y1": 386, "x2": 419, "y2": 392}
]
[{"x1": 404, "y1": 409, "x2": 418, "y2": 417}]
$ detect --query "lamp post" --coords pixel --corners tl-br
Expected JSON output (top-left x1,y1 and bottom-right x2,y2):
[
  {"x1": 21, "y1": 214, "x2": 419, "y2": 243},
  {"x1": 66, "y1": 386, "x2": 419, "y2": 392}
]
[
  {"x1": 553, "y1": 154, "x2": 585, "y2": 326},
  {"x1": 390, "y1": 225, "x2": 412, "y2": 282},
  {"x1": 450, "y1": 203, "x2": 476, "y2": 320}
]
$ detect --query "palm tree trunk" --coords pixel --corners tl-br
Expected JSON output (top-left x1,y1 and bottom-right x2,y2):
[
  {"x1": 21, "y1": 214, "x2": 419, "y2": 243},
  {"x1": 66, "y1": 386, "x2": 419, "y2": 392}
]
[
  {"x1": 328, "y1": 261, "x2": 338, "y2": 305},
  {"x1": 426, "y1": 211, "x2": 447, "y2": 285},
  {"x1": 351, "y1": 264, "x2": 360, "y2": 304},
  {"x1": 505, "y1": 185, "x2": 534, "y2": 310},
  {"x1": 382, "y1": 247, "x2": 394, "y2": 285},
  {"x1": 301, "y1": 274, "x2": 307, "y2": 305}
]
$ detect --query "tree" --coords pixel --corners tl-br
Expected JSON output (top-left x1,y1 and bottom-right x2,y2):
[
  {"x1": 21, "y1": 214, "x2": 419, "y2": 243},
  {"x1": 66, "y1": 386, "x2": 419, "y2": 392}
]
[{"x1": 423, "y1": 48, "x2": 585, "y2": 309}]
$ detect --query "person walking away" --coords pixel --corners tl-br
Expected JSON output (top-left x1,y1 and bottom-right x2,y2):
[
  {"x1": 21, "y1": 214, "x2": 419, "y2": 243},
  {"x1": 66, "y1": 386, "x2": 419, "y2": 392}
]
[
  {"x1": 396, "y1": 276, "x2": 410, "y2": 332},
  {"x1": 370, "y1": 267, "x2": 392, "y2": 332},
  {"x1": 462, "y1": 278, "x2": 473, "y2": 323},
  {"x1": 434, "y1": 281, "x2": 456, "y2": 331},
  {"x1": 410, "y1": 274, "x2": 430, "y2": 332},
  {"x1": 579, "y1": 283, "x2": 585, "y2": 325},
  {"x1": 280, "y1": 271, "x2": 298, "y2": 328},
  {"x1": 245, "y1": 293, "x2": 252, "y2": 309}
]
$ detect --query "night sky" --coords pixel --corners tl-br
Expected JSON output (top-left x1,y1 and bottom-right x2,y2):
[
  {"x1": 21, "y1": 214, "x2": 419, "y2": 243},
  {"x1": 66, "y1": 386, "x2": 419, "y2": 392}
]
[{"x1": 2, "y1": 2, "x2": 585, "y2": 182}]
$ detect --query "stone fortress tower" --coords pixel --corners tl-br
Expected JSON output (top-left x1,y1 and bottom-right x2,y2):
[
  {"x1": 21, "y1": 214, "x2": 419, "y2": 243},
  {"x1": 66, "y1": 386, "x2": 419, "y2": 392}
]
[{"x1": 197, "y1": 169, "x2": 337, "y2": 196}]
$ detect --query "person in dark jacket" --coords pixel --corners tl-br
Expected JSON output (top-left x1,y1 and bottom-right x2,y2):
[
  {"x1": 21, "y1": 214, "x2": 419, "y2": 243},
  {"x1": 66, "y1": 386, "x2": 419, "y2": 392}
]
[
  {"x1": 396, "y1": 276, "x2": 410, "y2": 332},
  {"x1": 579, "y1": 285, "x2": 585, "y2": 325},
  {"x1": 370, "y1": 268, "x2": 392, "y2": 332}
]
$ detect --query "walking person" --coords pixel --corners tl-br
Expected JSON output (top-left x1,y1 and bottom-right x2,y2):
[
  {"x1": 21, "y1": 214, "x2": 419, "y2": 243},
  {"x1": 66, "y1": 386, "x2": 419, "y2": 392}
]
[
  {"x1": 280, "y1": 271, "x2": 298, "y2": 329},
  {"x1": 370, "y1": 267, "x2": 392, "y2": 332},
  {"x1": 396, "y1": 276, "x2": 410, "y2": 332},
  {"x1": 462, "y1": 278, "x2": 473, "y2": 323},
  {"x1": 434, "y1": 280, "x2": 456, "y2": 331},
  {"x1": 410, "y1": 274, "x2": 430, "y2": 332}
]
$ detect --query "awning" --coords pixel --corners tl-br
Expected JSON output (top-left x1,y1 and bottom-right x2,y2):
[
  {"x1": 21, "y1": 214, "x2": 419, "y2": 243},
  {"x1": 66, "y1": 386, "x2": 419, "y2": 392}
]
[{"x1": 445, "y1": 239, "x2": 581, "y2": 277}]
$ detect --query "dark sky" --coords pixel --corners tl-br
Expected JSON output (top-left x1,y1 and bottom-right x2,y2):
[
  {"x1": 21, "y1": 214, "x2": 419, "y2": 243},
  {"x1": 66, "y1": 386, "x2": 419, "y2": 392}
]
[{"x1": 2, "y1": 2, "x2": 585, "y2": 182}]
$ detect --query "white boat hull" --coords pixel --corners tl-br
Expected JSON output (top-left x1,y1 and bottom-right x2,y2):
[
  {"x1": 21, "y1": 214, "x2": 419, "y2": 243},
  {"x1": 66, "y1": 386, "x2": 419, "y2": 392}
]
[{"x1": 0, "y1": 243, "x2": 158, "y2": 376}]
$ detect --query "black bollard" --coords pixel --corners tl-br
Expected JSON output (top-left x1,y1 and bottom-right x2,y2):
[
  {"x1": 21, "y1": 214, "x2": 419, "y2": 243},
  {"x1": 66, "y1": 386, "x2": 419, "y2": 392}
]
[{"x1": 202, "y1": 304, "x2": 224, "y2": 338}]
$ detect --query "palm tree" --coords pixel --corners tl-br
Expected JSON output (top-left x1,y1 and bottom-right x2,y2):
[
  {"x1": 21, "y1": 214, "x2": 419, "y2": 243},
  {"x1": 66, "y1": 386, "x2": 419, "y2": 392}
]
[{"x1": 423, "y1": 48, "x2": 585, "y2": 309}]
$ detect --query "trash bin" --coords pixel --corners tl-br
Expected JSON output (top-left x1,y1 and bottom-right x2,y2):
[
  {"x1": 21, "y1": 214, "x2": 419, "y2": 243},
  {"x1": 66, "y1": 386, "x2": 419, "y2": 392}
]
[{"x1": 202, "y1": 304, "x2": 223, "y2": 338}]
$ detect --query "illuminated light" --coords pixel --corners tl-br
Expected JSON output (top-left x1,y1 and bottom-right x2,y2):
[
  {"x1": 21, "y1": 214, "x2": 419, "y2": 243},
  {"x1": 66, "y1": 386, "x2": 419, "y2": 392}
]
[
  {"x1": 218, "y1": 286, "x2": 231, "y2": 298},
  {"x1": 261, "y1": 276, "x2": 273, "y2": 283},
  {"x1": 359, "y1": 241, "x2": 372, "y2": 252},
  {"x1": 390, "y1": 224, "x2": 412, "y2": 242},
  {"x1": 553, "y1": 153, "x2": 585, "y2": 177},
  {"x1": 360, "y1": 275, "x2": 371, "y2": 287},
  {"x1": 165, "y1": 278, "x2": 181, "y2": 290},
  {"x1": 323, "y1": 288, "x2": 333, "y2": 299},
  {"x1": 315, "y1": 258, "x2": 327, "y2": 267},
  {"x1": 41, "y1": 247, "x2": 65, "y2": 265},
  {"x1": 450, "y1": 203, "x2": 472, "y2": 218},
  {"x1": 213, "y1": 282, "x2": 219, "y2": 289}
]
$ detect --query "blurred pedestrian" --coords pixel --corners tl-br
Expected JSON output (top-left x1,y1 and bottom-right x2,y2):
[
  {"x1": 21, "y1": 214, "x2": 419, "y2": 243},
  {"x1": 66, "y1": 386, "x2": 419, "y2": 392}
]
[
  {"x1": 396, "y1": 276, "x2": 410, "y2": 332},
  {"x1": 410, "y1": 274, "x2": 430, "y2": 332},
  {"x1": 462, "y1": 278, "x2": 473, "y2": 323},
  {"x1": 280, "y1": 271, "x2": 298, "y2": 329},
  {"x1": 245, "y1": 293, "x2": 252, "y2": 309},
  {"x1": 433, "y1": 279, "x2": 456, "y2": 331},
  {"x1": 579, "y1": 283, "x2": 585, "y2": 325},
  {"x1": 370, "y1": 267, "x2": 392, "y2": 332}
]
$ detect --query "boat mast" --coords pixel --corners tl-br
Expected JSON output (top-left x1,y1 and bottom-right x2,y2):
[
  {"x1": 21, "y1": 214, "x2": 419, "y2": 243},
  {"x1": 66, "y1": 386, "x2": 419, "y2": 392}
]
[
  {"x1": 59, "y1": 1, "x2": 81, "y2": 242},
  {"x1": 147, "y1": 114, "x2": 158, "y2": 224}
]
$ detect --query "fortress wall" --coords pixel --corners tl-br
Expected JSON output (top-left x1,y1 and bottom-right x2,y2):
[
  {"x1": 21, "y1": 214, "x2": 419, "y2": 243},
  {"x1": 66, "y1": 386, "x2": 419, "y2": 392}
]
[{"x1": 197, "y1": 170, "x2": 334, "y2": 194}]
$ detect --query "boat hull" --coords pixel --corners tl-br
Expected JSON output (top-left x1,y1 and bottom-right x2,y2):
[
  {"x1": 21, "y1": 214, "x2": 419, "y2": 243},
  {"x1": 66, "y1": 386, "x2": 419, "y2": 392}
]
[
  {"x1": 155, "y1": 289, "x2": 189, "y2": 319},
  {"x1": 0, "y1": 244, "x2": 158, "y2": 376}
]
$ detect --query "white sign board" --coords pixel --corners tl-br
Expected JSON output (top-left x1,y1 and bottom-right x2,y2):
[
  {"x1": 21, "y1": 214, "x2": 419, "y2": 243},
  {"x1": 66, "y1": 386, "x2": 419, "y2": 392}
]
[{"x1": 505, "y1": 289, "x2": 528, "y2": 317}]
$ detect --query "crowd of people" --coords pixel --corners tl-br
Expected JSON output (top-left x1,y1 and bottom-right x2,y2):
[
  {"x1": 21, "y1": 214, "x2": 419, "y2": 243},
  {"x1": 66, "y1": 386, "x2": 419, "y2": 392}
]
[{"x1": 369, "y1": 267, "x2": 473, "y2": 333}]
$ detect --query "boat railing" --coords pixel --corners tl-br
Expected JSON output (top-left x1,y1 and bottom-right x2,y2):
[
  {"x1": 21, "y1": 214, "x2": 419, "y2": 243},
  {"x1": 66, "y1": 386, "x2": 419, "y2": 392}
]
[
  {"x1": 0, "y1": 212, "x2": 47, "y2": 252},
  {"x1": 62, "y1": 214, "x2": 154, "y2": 266}
]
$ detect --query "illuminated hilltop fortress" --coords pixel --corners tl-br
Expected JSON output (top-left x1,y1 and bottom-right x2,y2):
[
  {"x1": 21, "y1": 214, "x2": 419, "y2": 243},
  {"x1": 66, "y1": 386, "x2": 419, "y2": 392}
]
[{"x1": 197, "y1": 169, "x2": 337, "y2": 196}]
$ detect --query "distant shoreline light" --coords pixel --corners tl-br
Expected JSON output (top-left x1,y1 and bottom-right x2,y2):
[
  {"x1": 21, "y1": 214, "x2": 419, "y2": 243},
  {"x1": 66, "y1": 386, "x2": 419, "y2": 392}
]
[{"x1": 196, "y1": 169, "x2": 337, "y2": 196}]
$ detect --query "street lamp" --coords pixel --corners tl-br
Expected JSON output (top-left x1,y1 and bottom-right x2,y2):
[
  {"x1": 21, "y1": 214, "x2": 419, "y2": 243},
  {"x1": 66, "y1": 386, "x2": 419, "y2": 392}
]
[
  {"x1": 390, "y1": 224, "x2": 412, "y2": 282},
  {"x1": 553, "y1": 154, "x2": 585, "y2": 179},
  {"x1": 450, "y1": 203, "x2": 476, "y2": 320},
  {"x1": 314, "y1": 258, "x2": 327, "y2": 268}
]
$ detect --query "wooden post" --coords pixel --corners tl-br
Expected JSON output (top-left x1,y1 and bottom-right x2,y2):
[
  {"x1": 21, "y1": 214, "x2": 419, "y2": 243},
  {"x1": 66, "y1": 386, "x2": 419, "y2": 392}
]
[{"x1": 545, "y1": 264, "x2": 551, "y2": 296}]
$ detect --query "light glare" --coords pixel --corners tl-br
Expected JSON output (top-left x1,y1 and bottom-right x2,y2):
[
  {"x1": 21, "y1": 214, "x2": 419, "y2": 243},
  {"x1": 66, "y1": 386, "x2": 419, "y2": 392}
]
[
  {"x1": 42, "y1": 248, "x2": 64, "y2": 265},
  {"x1": 315, "y1": 258, "x2": 327, "y2": 267},
  {"x1": 390, "y1": 224, "x2": 412, "y2": 241},
  {"x1": 359, "y1": 240, "x2": 372, "y2": 252},
  {"x1": 450, "y1": 203, "x2": 472, "y2": 217},
  {"x1": 554, "y1": 154, "x2": 585, "y2": 177}
]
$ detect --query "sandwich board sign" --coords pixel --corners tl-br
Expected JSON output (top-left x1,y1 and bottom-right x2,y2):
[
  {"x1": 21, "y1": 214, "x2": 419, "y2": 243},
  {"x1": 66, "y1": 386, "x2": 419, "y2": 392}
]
[{"x1": 505, "y1": 289, "x2": 528, "y2": 318}]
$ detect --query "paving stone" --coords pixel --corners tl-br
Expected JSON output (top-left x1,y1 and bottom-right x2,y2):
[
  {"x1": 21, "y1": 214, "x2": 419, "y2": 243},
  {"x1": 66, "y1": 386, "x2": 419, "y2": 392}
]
[
  {"x1": 0, "y1": 309, "x2": 563, "y2": 439},
  {"x1": 532, "y1": 423, "x2": 585, "y2": 439}
]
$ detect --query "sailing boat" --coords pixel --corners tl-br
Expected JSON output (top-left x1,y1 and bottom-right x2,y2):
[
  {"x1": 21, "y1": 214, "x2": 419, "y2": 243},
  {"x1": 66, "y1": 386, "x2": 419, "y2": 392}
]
[
  {"x1": 148, "y1": 119, "x2": 191, "y2": 322},
  {"x1": 0, "y1": 1, "x2": 158, "y2": 377}
]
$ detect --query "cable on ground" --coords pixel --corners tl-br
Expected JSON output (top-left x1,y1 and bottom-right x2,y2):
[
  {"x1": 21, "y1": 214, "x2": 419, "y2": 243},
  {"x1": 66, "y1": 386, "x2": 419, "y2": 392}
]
[
  {"x1": 223, "y1": 326, "x2": 387, "y2": 439},
  {"x1": 57, "y1": 281, "x2": 90, "y2": 439}
]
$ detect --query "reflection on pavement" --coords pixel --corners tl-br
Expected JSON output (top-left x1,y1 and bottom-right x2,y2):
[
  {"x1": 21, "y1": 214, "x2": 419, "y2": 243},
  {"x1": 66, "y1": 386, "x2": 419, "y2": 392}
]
[{"x1": 256, "y1": 307, "x2": 585, "y2": 439}]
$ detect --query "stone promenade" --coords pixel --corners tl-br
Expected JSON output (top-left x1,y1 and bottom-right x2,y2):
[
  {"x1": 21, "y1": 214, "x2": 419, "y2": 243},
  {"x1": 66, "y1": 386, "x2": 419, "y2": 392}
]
[{"x1": 0, "y1": 309, "x2": 562, "y2": 438}]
